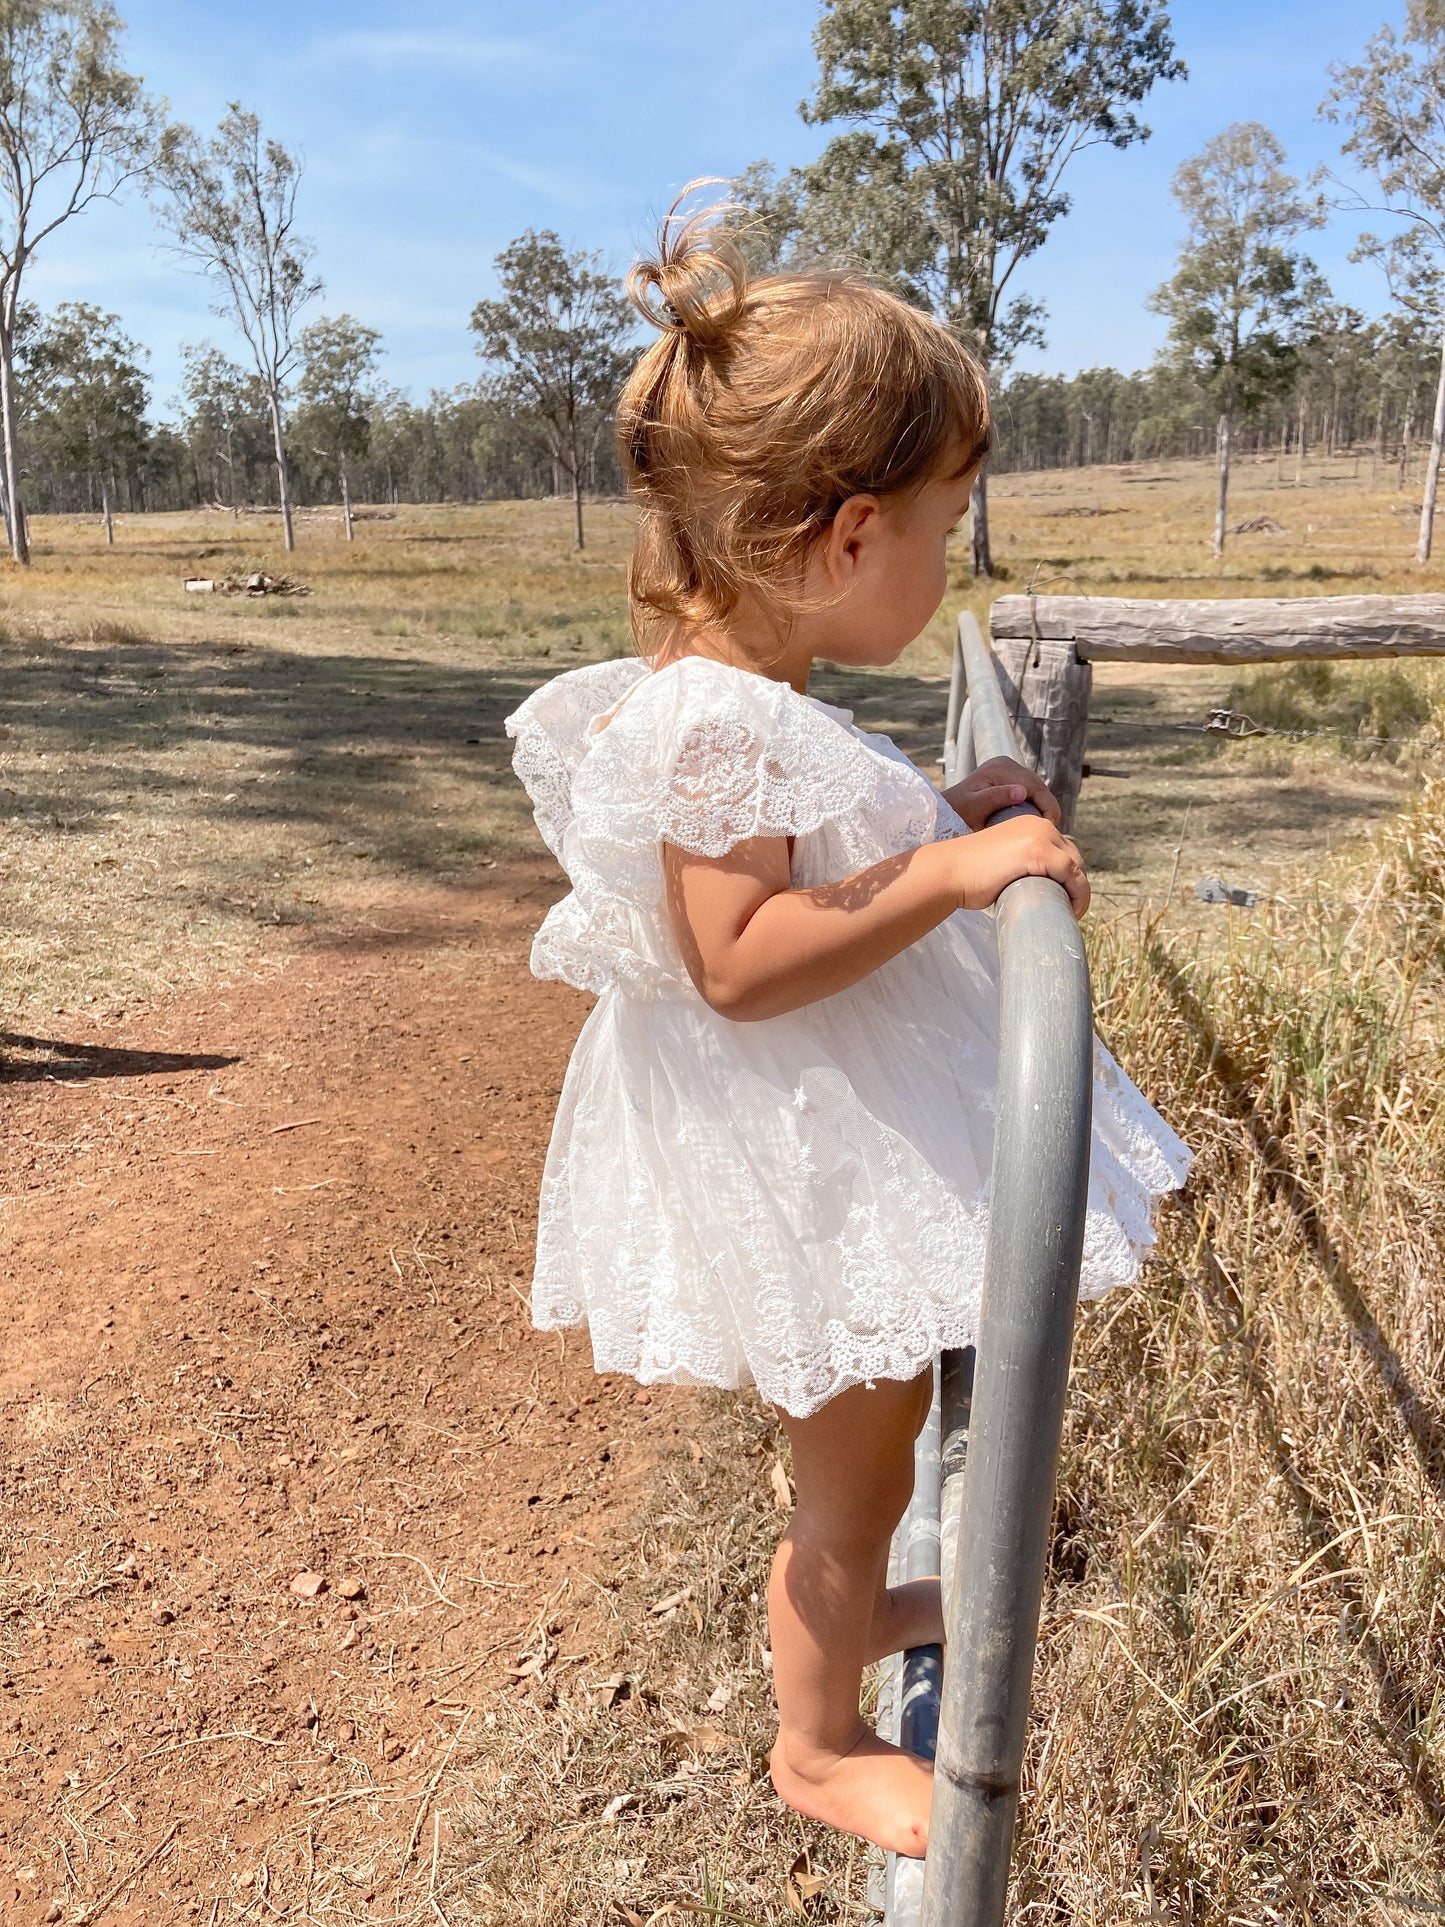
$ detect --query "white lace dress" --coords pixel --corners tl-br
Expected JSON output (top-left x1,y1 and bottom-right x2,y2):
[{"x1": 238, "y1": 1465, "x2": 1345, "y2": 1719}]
[{"x1": 506, "y1": 655, "x2": 1190, "y2": 1418}]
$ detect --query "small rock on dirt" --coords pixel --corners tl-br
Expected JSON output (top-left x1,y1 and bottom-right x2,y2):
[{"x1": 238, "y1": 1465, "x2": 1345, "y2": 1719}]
[
  {"x1": 290, "y1": 1570, "x2": 328, "y2": 1598},
  {"x1": 337, "y1": 1577, "x2": 365, "y2": 1600}
]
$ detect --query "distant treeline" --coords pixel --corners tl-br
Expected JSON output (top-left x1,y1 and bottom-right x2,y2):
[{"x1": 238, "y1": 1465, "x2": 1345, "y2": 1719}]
[
  {"x1": 993, "y1": 311, "x2": 1441, "y2": 477},
  {"x1": 17, "y1": 311, "x2": 627, "y2": 520},
  {"x1": 26, "y1": 300, "x2": 1434, "y2": 524}
]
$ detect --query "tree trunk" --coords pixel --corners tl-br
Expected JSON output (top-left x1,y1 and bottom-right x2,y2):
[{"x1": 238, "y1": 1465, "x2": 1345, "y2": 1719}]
[
  {"x1": 1373, "y1": 380, "x2": 1386, "y2": 488},
  {"x1": 0, "y1": 288, "x2": 29, "y2": 565},
  {"x1": 102, "y1": 480, "x2": 114, "y2": 546},
  {"x1": 267, "y1": 383, "x2": 296, "y2": 553},
  {"x1": 1399, "y1": 392, "x2": 1414, "y2": 491},
  {"x1": 1276, "y1": 415, "x2": 1287, "y2": 486},
  {"x1": 1416, "y1": 329, "x2": 1445, "y2": 565},
  {"x1": 1295, "y1": 392, "x2": 1306, "y2": 487},
  {"x1": 0, "y1": 451, "x2": 14, "y2": 553},
  {"x1": 340, "y1": 452, "x2": 353, "y2": 542},
  {"x1": 1212, "y1": 394, "x2": 1234, "y2": 560},
  {"x1": 569, "y1": 413, "x2": 584, "y2": 551},
  {"x1": 970, "y1": 468, "x2": 992, "y2": 579}
]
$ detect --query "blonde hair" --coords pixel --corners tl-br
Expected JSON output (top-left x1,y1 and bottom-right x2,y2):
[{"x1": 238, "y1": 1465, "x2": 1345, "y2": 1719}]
[{"x1": 618, "y1": 193, "x2": 990, "y2": 654}]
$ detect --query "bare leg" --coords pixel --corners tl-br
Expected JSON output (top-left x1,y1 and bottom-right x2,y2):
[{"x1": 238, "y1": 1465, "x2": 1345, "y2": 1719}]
[
  {"x1": 866, "y1": 1577, "x2": 945, "y2": 1663},
  {"x1": 768, "y1": 1370, "x2": 936, "y2": 1856}
]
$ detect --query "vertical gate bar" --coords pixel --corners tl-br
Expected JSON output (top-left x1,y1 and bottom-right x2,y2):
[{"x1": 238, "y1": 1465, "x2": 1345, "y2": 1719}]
[
  {"x1": 919, "y1": 615, "x2": 1093, "y2": 1927},
  {"x1": 885, "y1": 1379, "x2": 942, "y2": 1924},
  {"x1": 898, "y1": 1385, "x2": 943, "y2": 1762},
  {"x1": 943, "y1": 625, "x2": 967, "y2": 784},
  {"x1": 938, "y1": 1346, "x2": 975, "y2": 1615}
]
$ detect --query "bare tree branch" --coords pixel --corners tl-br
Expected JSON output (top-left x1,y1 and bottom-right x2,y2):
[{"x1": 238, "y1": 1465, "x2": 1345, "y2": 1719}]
[{"x1": 154, "y1": 102, "x2": 320, "y2": 552}]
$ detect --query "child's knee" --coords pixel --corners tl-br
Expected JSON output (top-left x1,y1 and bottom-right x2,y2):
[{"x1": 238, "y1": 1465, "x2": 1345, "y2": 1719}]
[{"x1": 911, "y1": 1366, "x2": 934, "y2": 1440}]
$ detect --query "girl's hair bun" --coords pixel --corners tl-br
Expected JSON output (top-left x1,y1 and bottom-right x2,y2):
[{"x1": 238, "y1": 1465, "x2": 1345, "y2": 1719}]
[
  {"x1": 617, "y1": 181, "x2": 990, "y2": 657},
  {"x1": 627, "y1": 184, "x2": 748, "y2": 351}
]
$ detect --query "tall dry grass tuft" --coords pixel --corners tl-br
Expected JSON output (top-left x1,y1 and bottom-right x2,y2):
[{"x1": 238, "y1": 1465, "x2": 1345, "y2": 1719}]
[{"x1": 1017, "y1": 764, "x2": 1445, "y2": 1919}]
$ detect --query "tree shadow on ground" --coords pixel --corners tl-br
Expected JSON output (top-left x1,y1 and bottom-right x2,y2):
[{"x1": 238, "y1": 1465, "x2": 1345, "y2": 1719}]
[
  {"x1": 2, "y1": 634, "x2": 553, "y2": 876},
  {"x1": 2, "y1": 631, "x2": 1403, "y2": 908},
  {"x1": 1, "y1": 636, "x2": 960, "y2": 887},
  {"x1": 0, "y1": 1032, "x2": 240, "y2": 1084}
]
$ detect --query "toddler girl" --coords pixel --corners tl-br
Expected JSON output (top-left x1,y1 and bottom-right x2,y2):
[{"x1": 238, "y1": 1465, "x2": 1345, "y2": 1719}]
[{"x1": 506, "y1": 205, "x2": 1190, "y2": 1857}]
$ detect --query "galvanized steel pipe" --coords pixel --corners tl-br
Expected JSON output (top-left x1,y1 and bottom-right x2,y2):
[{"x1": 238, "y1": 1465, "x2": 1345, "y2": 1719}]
[{"x1": 918, "y1": 614, "x2": 1094, "y2": 1927}]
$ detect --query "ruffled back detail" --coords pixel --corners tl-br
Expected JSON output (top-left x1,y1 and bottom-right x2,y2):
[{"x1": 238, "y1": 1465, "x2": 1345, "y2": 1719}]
[
  {"x1": 506, "y1": 656, "x2": 948, "y2": 995},
  {"x1": 505, "y1": 657, "x2": 649, "y2": 859}
]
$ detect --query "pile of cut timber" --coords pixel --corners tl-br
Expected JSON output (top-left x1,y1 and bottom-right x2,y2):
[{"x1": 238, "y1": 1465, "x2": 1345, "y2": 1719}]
[{"x1": 183, "y1": 572, "x2": 310, "y2": 597}]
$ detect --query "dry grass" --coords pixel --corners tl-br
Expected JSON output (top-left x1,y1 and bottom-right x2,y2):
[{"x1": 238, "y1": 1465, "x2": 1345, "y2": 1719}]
[
  {"x1": 1005, "y1": 799, "x2": 1445, "y2": 1918},
  {"x1": 943, "y1": 445, "x2": 1445, "y2": 672},
  {"x1": 0, "y1": 502, "x2": 635, "y2": 1022}
]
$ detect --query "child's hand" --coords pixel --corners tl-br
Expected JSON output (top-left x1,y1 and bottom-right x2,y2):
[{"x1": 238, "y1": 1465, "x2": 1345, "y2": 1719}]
[
  {"x1": 943, "y1": 757, "x2": 1060, "y2": 832},
  {"x1": 954, "y1": 814, "x2": 1090, "y2": 918}
]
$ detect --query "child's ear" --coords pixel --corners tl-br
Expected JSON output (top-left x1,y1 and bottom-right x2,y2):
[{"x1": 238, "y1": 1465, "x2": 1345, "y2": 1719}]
[{"x1": 824, "y1": 494, "x2": 880, "y2": 583}]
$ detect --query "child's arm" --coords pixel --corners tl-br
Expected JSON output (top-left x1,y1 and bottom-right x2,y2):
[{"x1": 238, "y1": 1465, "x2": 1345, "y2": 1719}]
[{"x1": 663, "y1": 816, "x2": 1088, "y2": 1022}]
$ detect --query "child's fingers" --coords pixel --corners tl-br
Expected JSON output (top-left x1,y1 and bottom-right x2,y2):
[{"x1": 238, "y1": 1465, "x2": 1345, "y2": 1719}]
[
  {"x1": 963, "y1": 782, "x2": 1030, "y2": 823},
  {"x1": 1053, "y1": 841, "x2": 1090, "y2": 917},
  {"x1": 967, "y1": 761, "x2": 1061, "y2": 825},
  {"x1": 1015, "y1": 771, "x2": 1061, "y2": 824}
]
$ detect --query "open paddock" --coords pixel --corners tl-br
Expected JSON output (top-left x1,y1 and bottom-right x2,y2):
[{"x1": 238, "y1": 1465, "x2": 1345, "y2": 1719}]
[{"x1": 2, "y1": 460, "x2": 1443, "y2": 1921}]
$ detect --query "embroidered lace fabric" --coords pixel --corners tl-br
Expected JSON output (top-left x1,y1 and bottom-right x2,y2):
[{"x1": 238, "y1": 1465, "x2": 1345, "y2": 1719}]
[{"x1": 506, "y1": 655, "x2": 1191, "y2": 1418}]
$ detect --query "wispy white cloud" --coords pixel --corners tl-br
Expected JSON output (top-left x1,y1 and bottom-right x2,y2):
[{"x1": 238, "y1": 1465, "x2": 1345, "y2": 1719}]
[
  {"x1": 471, "y1": 146, "x2": 603, "y2": 211},
  {"x1": 307, "y1": 30, "x2": 559, "y2": 72},
  {"x1": 304, "y1": 123, "x2": 608, "y2": 213}
]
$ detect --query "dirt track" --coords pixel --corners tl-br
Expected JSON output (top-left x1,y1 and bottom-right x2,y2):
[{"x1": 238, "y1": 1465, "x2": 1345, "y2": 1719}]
[{"x1": 0, "y1": 865, "x2": 700, "y2": 1923}]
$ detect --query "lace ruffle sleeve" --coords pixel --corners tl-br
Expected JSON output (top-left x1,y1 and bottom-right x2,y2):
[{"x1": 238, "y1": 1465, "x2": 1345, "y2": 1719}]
[
  {"x1": 572, "y1": 657, "x2": 876, "y2": 895},
  {"x1": 504, "y1": 658, "x2": 650, "y2": 857}
]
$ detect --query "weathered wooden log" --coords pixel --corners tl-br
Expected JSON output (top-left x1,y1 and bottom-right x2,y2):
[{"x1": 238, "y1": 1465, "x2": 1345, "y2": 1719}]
[
  {"x1": 990, "y1": 593, "x2": 1445, "y2": 663},
  {"x1": 987, "y1": 629, "x2": 1091, "y2": 834}
]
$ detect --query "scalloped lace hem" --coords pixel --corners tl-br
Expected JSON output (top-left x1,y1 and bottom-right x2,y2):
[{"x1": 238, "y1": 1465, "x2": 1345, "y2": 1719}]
[{"x1": 532, "y1": 1187, "x2": 1184, "y2": 1418}]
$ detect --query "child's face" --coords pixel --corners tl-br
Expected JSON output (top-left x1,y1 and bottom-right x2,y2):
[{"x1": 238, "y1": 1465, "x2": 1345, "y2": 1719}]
[{"x1": 807, "y1": 458, "x2": 979, "y2": 670}]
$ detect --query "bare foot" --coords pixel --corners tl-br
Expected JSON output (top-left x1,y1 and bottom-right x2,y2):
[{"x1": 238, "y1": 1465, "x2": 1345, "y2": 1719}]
[
  {"x1": 866, "y1": 1577, "x2": 945, "y2": 1663},
  {"x1": 770, "y1": 1726, "x2": 933, "y2": 1856}
]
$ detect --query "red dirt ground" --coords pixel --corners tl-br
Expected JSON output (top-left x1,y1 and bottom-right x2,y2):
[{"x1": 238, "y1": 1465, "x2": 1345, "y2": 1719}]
[{"x1": 0, "y1": 864, "x2": 702, "y2": 1924}]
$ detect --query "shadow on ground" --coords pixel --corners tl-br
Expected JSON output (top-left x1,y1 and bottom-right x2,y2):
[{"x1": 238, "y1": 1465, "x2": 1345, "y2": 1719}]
[
  {"x1": 1, "y1": 634, "x2": 961, "y2": 881},
  {"x1": 2, "y1": 633, "x2": 555, "y2": 876},
  {"x1": 0, "y1": 1032, "x2": 240, "y2": 1084}
]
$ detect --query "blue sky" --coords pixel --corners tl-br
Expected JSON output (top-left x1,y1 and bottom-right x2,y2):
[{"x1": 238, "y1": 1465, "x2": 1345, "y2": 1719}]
[{"x1": 30, "y1": 0, "x2": 1407, "y2": 415}]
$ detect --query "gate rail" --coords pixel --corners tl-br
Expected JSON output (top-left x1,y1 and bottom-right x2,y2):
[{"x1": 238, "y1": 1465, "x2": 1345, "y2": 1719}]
[{"x1": 880, "y1": 612, "x2": 1094, "y2": 1927}]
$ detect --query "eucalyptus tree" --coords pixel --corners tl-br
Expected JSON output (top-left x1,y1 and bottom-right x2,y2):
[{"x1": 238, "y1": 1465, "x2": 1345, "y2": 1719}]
[
  {"x1": 23, "y1": 301, "x2": 147, "y2": 537},
  {"x1": 0, "y1": 1, "x2": 158, "y2": 562},
  {"x1": 296, "y1": 315, "x2": 381, "y2": 540},
  {"x1": 157, "y1": 104, "x2": 321, "y2": 552},
  {"x1": 1149, "y1": 123, "x2": 1323, "y2": 556},
  {"x1": 179, "y1": 343, "x2": 270, "y2": 510},
  {"x1": 470, "y1": 231, "x2": 634, "y2": 550},
  {"x1": 737, "y1": 0, "x2": 1183, "y2": 575},
  {"x1": 1326, "y1": 5, "x2": 1445, "y2": 559}
]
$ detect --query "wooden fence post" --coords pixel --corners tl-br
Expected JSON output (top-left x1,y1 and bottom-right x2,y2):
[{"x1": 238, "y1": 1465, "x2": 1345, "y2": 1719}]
[{"x1": 987, "y1": 628, "x2": 1091, "y2": 834}]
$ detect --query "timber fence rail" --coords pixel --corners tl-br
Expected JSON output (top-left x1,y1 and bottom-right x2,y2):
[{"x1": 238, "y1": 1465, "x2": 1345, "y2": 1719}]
[{"x1": 979, "y1": 591, "x2": 1445, "y2": 834}]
